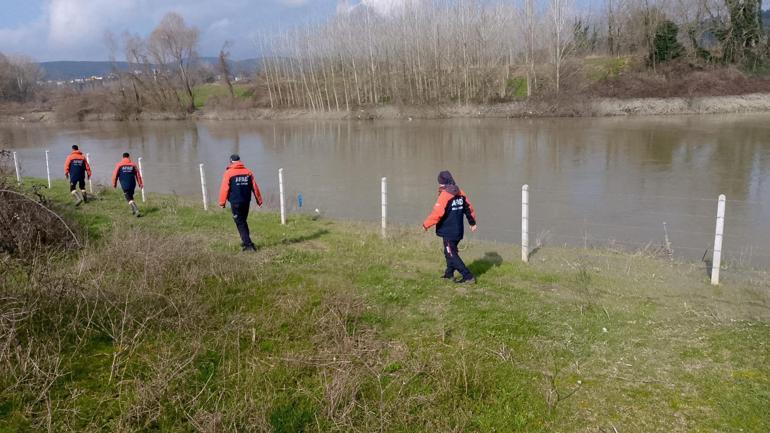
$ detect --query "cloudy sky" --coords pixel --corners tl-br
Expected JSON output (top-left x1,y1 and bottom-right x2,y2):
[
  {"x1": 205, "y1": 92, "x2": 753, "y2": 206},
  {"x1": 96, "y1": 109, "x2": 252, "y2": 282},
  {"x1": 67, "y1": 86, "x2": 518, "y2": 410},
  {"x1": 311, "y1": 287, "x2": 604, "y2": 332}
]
[
  {"x1": 0, "y1": 0, "x2": 603, "y2": 62},
  {"x1": 0, "y1": 0, "x2": 350, "y2": 61}
]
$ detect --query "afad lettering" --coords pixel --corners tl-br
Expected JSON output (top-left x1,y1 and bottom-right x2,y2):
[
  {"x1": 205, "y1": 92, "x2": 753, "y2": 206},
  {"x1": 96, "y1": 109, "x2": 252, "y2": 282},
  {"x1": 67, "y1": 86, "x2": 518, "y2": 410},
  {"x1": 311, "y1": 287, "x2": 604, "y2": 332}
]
[{"x1": 451, "y1": 197, "x2": 464, "y2": 211}]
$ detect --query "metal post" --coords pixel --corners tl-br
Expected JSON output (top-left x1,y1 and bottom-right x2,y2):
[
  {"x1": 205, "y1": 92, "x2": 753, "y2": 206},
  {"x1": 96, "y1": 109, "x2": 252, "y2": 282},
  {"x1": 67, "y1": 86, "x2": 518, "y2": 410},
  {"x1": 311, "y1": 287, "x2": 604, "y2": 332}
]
[
  {"x1": 522, "y1": 184, "x2": 529, "y2": 263},
  {"x1": 279, "y1": 168, "x2": 286, "y2": 225},
  {"x1": 711, "y1": 194, "x2": 726, "y2": 285},
  {"x1": 199, "y1": 163, "x2": 209, "y2": 211},
  {"x1": 45, "y1": 150, "x2": 51, "y2": 188},
  {"x1": 138, "y1": 157, "x2": 146, "y2": 203},
  {"x1": 381, "y1": 177, "x2": 388, "y2": 239},
  {"x1": 86, "y1": 153, "x2": 93, "y2": 193},
  {"x1": 12, "y1": 151, "x2": 21, "y2": 184}
]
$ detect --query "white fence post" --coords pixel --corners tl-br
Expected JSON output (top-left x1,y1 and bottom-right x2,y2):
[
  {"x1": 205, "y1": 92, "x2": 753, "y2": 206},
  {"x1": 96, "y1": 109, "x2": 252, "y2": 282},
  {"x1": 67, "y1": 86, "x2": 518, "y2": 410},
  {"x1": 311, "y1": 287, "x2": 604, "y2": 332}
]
[
  {"x1": 522, "y1": 184, "x2": 529, "y2": 263},
  {"x1": 381, "y1": 177, "x2": 387, "y2": 239},
  {"x1": 86, "y1": 153, "x2": 93, "y2": 193},
  {"x1": 711, "y1": 194, "x2": 726, "y2": 285},
  {"x1": 199, "y1": 163, "x2": 209, "y2": 211},
  {"x1": 279, "y1": 168, "x2": 286, "y2": 225},
  {"x1": 12, "y1": 151, "x2": 21, "y2": 184},
  {"x1": 138, "y1": 157, "x2": 146, "y2": 203},
  {"x1": 45, "y1": 150, "x2": 51, "y2": 188}
]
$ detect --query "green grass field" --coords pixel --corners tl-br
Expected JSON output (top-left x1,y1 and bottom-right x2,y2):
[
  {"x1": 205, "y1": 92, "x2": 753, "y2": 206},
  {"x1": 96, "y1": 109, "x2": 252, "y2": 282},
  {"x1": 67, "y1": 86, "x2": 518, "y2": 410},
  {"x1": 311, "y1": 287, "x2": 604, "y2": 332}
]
[
  {"x1": 191, "y1": 83, "x2": 254, "y2": 109},
  {"x1": 584, "y1": 56, "x2": 633, "y2": 82},
  {"x1": 2, "y1": 179, "x2": 769, "y2": 432}
]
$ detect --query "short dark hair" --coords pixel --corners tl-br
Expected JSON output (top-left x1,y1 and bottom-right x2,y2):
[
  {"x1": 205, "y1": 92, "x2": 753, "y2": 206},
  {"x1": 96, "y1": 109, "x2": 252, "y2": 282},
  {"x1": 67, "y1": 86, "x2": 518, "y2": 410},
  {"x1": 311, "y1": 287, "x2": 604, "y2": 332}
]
[
  {"x1": 123, "y1": 152, "x2": 130, "y2": 158},
  {"x1": 72, "y1": 145, "x2": 79, "y2": 150}
]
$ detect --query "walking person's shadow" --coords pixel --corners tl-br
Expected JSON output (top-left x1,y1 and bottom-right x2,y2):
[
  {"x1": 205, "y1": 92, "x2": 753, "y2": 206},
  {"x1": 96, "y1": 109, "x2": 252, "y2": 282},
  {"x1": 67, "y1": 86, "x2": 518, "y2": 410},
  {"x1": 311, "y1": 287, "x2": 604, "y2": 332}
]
[{"x1": 469, "y1": 252, "x2": 504, "y2": 277}]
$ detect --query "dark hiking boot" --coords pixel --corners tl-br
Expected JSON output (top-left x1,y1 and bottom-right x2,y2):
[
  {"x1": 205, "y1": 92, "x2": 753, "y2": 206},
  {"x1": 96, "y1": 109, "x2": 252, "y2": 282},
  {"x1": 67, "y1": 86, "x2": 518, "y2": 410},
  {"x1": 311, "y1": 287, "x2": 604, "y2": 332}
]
[
  {"x1": 242, "y1": 245, "x2": 257, "y2": 252},
  {"x1": 455, "y1": 277, "x2": 476, "y2": 285},
  {"x1": 73, "y1": 190, "x2": 83, "y2": 206},
  {"x1": 130, "y1": 202, "x2": 140, "y2": 216},
  {"x1": 442, "y1": 274, "x2": 454, "y2": 280}
]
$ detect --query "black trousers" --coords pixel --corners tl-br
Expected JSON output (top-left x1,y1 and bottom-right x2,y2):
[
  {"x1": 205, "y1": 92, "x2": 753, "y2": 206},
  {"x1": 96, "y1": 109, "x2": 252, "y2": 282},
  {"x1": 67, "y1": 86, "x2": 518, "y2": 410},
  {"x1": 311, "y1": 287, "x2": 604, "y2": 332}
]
[
  {"x1": 231, "y1": 202, "x2": 254, "y2": 247},
  {"x1": 443, "y1": 238, "x2": 473, "y2": 280},
  {"x1": 122, "y1": 187, "x2": 135, "y2": 201},
  {"x1": 69, "y1": 178, "x2": 85, "y2": 191}
]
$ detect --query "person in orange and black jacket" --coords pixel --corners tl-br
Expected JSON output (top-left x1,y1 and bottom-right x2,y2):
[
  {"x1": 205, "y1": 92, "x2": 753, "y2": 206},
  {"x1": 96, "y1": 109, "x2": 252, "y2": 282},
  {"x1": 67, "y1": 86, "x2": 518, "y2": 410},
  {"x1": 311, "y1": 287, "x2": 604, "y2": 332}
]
[
  {"x1": 112, "y1": 152, "x2": 144, "y2": 217},
  {"x1": 63, "y1": 145, "x2": 92, "y2": 205},
  {"x1": 218, "y1": 154, "x2": 263, "y2": 251},
  {"x1": 422, "y1": 170, "x2": 478, "y2": 284}
]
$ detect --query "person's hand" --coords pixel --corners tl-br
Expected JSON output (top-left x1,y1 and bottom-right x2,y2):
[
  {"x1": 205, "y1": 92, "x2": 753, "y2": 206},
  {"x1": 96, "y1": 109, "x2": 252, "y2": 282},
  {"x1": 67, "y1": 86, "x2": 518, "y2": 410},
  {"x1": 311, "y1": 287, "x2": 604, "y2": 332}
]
[
  {"x1": 471, "y1": 225, "x2": 478, "y2": 233},
  {"x1": 219, "y1": 204, "x2": 226, "y2": 209}
]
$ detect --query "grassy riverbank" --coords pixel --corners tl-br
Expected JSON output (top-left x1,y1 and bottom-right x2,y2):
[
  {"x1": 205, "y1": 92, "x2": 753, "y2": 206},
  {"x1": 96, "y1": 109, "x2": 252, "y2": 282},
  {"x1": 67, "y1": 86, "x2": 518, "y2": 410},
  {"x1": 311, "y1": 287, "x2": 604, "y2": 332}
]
[
  {"x1": 6, "y1": 92, "x2": 770, "y2": 123},
  {"x1": 2, "y1": 180, "x2": 770, "y2": 432}
]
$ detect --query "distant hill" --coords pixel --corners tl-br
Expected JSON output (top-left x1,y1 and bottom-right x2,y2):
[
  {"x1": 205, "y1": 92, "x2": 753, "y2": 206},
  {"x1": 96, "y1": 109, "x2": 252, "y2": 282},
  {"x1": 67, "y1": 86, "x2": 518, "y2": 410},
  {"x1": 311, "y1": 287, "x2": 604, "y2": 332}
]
[
  {"x1": 39, "y1": 61, "x2": 129, "y2": 81},
  {"x1": 39, "y1": 58, "x2": 262, "y2": 81}
]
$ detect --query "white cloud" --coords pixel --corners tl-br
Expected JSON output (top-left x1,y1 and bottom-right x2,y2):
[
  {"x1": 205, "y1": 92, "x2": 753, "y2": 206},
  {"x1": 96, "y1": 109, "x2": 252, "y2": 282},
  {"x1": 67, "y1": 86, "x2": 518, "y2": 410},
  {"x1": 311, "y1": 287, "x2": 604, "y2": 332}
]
[
  {"x1": 0, "y1": 0, "x2": 338, "y2": 60},
  {"x1": 47, "y1": 0, "x2": 138, "y2": 49},
  {"x1": 208, "y1": 18, "x2": 231, "y2": 32},
  {"x1": 361, "y1": 0, "x2": 411, "y2": 15}
]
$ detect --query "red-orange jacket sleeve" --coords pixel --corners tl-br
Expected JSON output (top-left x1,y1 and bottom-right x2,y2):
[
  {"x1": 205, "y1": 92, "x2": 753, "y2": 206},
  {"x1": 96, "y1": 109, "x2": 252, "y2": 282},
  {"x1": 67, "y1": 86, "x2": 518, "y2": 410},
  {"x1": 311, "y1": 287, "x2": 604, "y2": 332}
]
[
  {"x1": 85, "y1": 158, "x2": 92, "y2": 178},
  {"x1": 218, "y1": 171, "x2": 231, "y2": 206},
  {"x1": 134, "y1": 163, "x2": 144, "y2": 188},
  {"x1": 423, "y1": 191, "x2": 452, "y2": 229},
  {"x1": 111, "y1": 163, "x2": 120, "y2": 187},
  {"x1": 463, "y1": 192, "x2": 477, "y2": 225},
  {"x1": 64, "y1": 155, "x2": 73, "y2": 176},
  {"x1": 251, "y1": 175, "x2": 263, "y2": 207}
]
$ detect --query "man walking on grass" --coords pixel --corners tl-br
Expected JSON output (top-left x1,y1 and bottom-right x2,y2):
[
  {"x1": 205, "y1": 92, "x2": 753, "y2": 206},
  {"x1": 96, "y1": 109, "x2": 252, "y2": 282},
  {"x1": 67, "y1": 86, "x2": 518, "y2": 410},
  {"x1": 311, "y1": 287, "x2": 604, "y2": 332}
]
[
  {"x1": 112, "y1": 152, "x2": 144, "y2": 217},
  {"x1": 64, "y1": 145, "x2": 91, "y2": 205},
  {"x1": 218, "y1": 154, "x2": 263, "y2": 251},
  {"x1": 423, "y1": 170, "x2": 478, "y2": 284}
]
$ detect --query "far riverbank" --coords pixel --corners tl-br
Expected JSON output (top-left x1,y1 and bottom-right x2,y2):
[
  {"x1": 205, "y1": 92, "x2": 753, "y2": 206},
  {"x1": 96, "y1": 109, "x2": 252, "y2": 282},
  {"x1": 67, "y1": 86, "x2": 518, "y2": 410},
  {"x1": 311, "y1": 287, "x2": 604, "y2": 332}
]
[{"x1": 4, "y1": 92, "x2": 770, "y2": 123}]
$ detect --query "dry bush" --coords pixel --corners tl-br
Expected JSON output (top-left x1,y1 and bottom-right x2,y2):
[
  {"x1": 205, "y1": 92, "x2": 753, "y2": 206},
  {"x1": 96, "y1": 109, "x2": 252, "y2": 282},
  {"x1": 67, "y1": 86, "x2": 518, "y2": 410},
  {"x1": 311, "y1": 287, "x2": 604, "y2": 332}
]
[
  {"x1": 0, "y1": 220, "x2": 242, "y2": 430},
  {"x1": 593, "y1": 61, "x2": 770, "y2": 99},
  {"x1": 0, "y1": 151, "x2": 81, "y2": 264},
  {"x1": 52, "y1": 89, "x2": 113, "y2": 121},
  {"x1": 313, "y1": 294, "x2": 382, "y2": 428}
]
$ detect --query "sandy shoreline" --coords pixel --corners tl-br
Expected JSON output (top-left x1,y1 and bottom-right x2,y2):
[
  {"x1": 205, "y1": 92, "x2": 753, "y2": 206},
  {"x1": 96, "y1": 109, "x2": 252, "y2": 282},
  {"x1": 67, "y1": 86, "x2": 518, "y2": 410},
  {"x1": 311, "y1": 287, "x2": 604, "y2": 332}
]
[{"x1": 3, "y1": 92, "x2": 770, "y2": 123}]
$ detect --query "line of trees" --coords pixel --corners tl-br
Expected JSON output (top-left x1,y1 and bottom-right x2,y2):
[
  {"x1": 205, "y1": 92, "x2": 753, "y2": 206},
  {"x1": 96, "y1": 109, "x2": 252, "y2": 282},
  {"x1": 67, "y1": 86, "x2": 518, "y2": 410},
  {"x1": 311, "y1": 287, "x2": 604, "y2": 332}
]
[{"x1": 257, "y1": 0, "x2": 770, "y2": 110}]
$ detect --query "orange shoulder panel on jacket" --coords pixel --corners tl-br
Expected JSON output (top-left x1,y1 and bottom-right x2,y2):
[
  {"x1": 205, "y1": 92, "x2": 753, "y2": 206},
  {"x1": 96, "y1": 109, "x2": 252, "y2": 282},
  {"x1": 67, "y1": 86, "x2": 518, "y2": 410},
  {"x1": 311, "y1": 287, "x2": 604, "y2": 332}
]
[
  {"x1": 134, "y1": 163, "x2": 144, "y2": 188},
  {"x1": 422, "y1": 190, "x2": 453, "y2": 229},
  {"x1": 84, "y1": 158, "x2": 92, "y2": 177},
  {"x1": 250, "y1": 172, "x2": 263, "y2": 206},
  {"x1": 218, "y1": 168, "x2": 234, "y2": 206},
  {"x1": 63, "y1": 154, "x2": 74, "y2": 175},
  {"x1": 111, "y1": 162, "x2": 121, "y2": 187}
]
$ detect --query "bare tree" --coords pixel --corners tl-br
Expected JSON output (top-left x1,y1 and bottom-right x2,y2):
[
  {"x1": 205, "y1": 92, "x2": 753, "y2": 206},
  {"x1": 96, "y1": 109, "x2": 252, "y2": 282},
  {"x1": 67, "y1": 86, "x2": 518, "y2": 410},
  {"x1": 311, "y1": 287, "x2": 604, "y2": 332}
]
[
  {"x1": 218, "y1": 41, "x2": 236, "y2": 102},
  {"x1": 148, "y1": 13, "x2": 200, "y2": 113},
  {"x1": 523, "y1": 0, "x2": 538, "y2": 98},
  {"x1": 549, "y1": 0, "x2": 573, "y2": 94},
  {"x1": 0, "y1": 53, "x2": 42, "y2": 102}
]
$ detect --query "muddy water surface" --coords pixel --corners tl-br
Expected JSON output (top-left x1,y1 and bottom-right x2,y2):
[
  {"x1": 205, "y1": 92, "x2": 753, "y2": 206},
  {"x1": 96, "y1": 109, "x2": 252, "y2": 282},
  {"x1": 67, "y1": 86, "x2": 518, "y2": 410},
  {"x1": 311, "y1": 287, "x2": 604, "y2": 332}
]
[{"x1": 4, "y1": 115, "x2": 770, "y2": 266}]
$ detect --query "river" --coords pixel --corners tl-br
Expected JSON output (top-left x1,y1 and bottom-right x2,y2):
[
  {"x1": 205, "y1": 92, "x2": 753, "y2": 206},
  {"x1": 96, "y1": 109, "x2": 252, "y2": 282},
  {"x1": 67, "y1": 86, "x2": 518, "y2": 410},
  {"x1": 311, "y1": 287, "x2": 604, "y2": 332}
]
[{"x1": 3, "y1": 115, "x2": 770, "y2": 267}]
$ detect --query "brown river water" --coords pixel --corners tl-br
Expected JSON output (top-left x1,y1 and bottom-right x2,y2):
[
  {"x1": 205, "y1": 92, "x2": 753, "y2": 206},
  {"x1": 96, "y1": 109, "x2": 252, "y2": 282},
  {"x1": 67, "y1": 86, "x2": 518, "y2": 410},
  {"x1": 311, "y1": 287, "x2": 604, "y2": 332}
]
[{"x1": 3, "y1": 115, "x2": 770, "y2": 267}]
